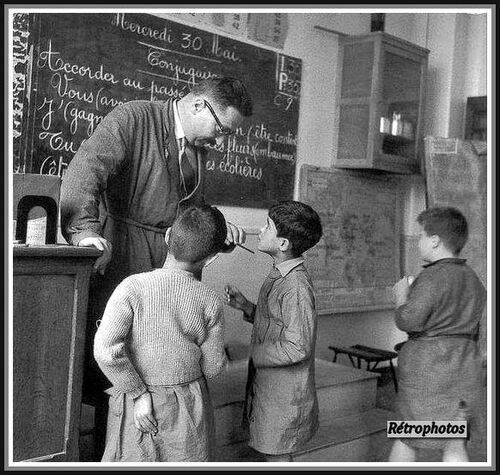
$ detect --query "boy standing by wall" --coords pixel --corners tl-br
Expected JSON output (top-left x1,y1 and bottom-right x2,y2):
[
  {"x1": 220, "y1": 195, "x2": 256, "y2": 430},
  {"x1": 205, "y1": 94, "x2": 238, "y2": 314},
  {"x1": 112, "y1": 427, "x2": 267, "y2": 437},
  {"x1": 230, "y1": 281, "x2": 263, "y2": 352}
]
[
  {"x1": 390, "y1": 207, "x2": 486, "y2": 462},
  {"x1": 225, "y1": 201, "x2": 323, "y2": 462},
  {"x1": 94, "y1": 205, "x2": 228, "y2": 462}
]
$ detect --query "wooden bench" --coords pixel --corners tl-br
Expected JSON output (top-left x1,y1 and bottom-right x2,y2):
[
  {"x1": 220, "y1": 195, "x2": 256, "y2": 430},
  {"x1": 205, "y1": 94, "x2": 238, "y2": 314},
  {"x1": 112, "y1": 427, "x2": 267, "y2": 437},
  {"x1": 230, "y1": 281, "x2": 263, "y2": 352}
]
[{"x1": 328, "y1": 344, "x2": 399, "y2": 392}]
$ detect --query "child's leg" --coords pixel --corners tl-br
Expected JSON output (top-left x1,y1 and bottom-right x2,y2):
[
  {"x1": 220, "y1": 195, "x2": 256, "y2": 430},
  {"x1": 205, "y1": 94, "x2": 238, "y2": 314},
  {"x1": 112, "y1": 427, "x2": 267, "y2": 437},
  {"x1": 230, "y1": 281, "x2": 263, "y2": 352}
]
[
  {"x1": 263, "y1": 453, "x2": 293, "y2": 462},
  {"x1": 442, "y1": 439, "x2": 469, "y2": 462},
  {"x1": 389, "y1": 440, "x2": 417, "y2": 462}
]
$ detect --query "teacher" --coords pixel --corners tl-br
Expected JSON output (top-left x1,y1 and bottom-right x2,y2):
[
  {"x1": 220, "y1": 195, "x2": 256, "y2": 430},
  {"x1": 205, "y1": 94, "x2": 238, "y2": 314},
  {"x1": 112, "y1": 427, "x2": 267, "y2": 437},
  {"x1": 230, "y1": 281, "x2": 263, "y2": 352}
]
[{"x1": 60, "y1": 76, "x2": 253, "y2": 460}]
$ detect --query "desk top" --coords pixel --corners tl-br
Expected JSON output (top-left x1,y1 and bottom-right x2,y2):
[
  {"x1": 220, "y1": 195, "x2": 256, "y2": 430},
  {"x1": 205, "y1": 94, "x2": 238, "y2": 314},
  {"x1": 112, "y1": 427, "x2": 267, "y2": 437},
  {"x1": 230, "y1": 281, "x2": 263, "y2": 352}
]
[{"x1": 13, "y1": 244, "x2": 102, "y2": 258}]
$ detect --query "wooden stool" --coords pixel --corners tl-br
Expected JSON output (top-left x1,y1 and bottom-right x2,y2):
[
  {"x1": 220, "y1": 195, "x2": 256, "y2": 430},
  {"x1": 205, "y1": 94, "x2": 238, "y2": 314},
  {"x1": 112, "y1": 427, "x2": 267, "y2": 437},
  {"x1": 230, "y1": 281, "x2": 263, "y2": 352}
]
[{"x1": 328, "y1": 344, "x2": 399, "y2": 392}]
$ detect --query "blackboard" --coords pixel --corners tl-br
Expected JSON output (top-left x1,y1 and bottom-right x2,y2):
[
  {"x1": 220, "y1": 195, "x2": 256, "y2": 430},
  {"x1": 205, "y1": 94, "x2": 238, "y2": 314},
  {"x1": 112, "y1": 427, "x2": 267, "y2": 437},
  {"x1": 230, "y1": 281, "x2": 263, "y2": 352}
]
[
  {"x1": 299, "y1": 165, "x2": 401, "y2": 314},
  {"x1": 21, "y1": 12, "x2": 302, "y2": 208}
]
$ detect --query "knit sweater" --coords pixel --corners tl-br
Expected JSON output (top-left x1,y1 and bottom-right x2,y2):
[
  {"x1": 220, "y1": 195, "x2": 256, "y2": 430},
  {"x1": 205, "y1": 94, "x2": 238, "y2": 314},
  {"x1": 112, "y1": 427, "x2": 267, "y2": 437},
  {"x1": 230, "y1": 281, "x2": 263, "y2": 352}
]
[{"x1": 94, "y1": 268, "x2": 227, "y2": 399}]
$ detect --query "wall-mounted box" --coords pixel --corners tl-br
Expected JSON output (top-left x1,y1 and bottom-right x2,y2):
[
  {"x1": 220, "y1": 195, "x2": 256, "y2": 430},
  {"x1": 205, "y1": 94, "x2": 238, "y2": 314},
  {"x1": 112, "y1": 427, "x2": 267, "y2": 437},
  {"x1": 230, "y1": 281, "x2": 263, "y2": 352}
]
[{"x1": 333, "y1": 32, "x2": 429, "y2": 174}]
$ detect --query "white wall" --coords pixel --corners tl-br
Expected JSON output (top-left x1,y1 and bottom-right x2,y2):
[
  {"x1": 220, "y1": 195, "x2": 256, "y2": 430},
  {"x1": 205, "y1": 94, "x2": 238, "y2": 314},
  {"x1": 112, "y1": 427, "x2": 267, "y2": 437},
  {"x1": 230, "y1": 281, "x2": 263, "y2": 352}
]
[
  {"x1": 420, "y1": 12, "x2": 488, "y2": 139},
  {"x1": 464, "y1": 14, "x2": 488, "y2": 98}
]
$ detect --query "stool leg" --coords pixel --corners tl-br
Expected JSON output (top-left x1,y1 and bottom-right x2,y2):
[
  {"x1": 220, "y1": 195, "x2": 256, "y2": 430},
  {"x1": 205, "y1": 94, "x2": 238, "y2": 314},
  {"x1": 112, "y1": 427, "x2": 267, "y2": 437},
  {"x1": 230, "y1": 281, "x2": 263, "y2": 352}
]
[
  {"x1": 347, "y1": 355, "x2": 356, "y2": 367},
  {"x1": 332, "y1": 351, "x2": 338, "y2": 363},
  {"x1": 389, "y1": 360, "x2": 398, "y2": 392}
]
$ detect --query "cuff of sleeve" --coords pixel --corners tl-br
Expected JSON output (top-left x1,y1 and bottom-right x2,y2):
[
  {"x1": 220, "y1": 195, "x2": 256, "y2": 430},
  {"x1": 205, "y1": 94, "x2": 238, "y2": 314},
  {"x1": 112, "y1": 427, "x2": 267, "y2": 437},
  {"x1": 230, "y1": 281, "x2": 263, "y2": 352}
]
[
  {"x1": 71, "y1": 229, "x2": 103, "y2": 246},
  {"x1": 243, "y1": 305, "x2": 256, "y2": 324},
  {"x1": 128, "y1": 385, "x2": 148, "y2": 400},
  {"x1": 204, "y1": 355, "x2": 229, "y2": 379}
]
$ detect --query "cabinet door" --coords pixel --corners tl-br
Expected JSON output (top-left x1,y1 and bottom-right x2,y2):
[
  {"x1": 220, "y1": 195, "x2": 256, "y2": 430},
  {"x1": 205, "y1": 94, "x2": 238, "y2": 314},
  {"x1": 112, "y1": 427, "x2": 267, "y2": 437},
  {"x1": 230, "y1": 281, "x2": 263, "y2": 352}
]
[
  {"x1": 13, "y1": 273, "x2": 76, "y2": 461},
  {"x1": 374, "y1": 44, "x2": 426, "y2": 172},
  {"x1": 335, "y1": 40, "x2": 375, "y2": 166},
  {"x1": 13, "y1": 257, "x2": 93, "y2": 462},
  {"x1": 333, "y1": 33, "x2": 428, "y2": 174}
]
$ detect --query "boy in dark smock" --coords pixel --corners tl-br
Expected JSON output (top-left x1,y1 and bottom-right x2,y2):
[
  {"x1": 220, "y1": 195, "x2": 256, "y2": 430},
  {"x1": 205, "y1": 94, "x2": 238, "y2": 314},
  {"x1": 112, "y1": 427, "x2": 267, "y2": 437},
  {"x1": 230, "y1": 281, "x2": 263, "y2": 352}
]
[
  {"x1": 390, "y1": 207, "x2": 486, "y2": 462},
  {"x1": 225, "y1": 201, "x2": 323, "y2": 462}
]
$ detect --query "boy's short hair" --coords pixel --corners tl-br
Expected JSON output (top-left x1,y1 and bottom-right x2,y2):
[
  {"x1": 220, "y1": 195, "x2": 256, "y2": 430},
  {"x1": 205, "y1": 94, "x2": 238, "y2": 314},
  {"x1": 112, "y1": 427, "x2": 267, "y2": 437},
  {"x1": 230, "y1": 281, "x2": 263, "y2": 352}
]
[
  {"x1": 169, "y1": 205, "x2": 227, "y2": 263},
  {"x1": 417, "y1": 206, "x2": 469, "y2": 254},
  {"x1": 191, "y1": 77, "x2": 253, "y2": 117},
  {"x1": 269, "y1": 201, "x2": 323, "y2": 257}
]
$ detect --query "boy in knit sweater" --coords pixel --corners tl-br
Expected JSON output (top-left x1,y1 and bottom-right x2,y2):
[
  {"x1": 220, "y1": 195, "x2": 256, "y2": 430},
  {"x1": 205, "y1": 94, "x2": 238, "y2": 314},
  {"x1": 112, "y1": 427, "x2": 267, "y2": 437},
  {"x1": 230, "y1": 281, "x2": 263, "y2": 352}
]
[
  {"x1": 225, "y1": 201, "x2": 323, "y2": 462},
  {"x1": 94, "y1": 205, "x2": 228, "y2": 462}
]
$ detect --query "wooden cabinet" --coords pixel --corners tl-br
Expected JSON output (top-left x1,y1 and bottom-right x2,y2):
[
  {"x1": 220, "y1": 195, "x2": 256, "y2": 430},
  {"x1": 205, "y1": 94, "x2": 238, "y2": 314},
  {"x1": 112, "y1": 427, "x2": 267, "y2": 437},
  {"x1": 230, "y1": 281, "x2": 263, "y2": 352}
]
[
  {"x1": 13, "y1": 245, "x2": 100, "y2": 462},
  {"x1": 333, "y1": 32, "x2": 429, "y2": 174}
]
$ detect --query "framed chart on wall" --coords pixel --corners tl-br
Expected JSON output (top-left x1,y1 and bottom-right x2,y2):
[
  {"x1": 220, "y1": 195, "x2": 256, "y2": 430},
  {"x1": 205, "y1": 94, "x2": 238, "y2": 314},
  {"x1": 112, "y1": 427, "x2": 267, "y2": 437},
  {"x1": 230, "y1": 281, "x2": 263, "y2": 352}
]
[
  {"x1": 423, "y1": 137, "x2": 487, "y2": 286},
  {"x1": 299, "y1": 165, "x2": 402, "y2": 314}
]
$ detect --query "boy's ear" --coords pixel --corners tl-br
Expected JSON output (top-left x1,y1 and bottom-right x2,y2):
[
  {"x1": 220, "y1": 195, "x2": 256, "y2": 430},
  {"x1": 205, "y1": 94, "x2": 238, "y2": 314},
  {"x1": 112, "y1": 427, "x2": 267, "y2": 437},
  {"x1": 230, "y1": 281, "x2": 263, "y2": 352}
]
[
  {"x1": 279, "y1": 237, "x2": 291, "y2": 252},
  {"x1": 165, "y1": 227, "x2": 171, "y2": 245},
  {"x1": 430, "y1": 234, "x2": 440, "y2": 248}
]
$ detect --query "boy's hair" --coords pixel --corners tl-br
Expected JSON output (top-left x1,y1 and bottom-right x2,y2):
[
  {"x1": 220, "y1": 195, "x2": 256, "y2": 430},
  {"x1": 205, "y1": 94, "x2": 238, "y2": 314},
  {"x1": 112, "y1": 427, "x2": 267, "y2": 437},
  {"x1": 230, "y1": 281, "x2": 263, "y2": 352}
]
[
  {"x1": 417, "y1": 206, "x2": 469, "y2": 254},
  {"x1": 169, "y1": 205, "x2": 227, "y2": 263},
  {"x1": 191, "y1": 77, "x2": 253, "y2": 117},
  {"x1": 269, "y1": 201, "x2": 323, "y2": 257}
]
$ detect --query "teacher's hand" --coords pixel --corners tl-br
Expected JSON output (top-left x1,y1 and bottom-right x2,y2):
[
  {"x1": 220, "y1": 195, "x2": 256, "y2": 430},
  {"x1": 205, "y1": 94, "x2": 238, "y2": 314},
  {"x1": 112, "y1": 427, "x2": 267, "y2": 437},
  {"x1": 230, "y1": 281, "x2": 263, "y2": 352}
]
[
  {"x1": 224, "y1": 221, "x2": 246, "y2": 249},
  {"x1": 78, "y1": 236, "x2": 112, "y2": 275}
]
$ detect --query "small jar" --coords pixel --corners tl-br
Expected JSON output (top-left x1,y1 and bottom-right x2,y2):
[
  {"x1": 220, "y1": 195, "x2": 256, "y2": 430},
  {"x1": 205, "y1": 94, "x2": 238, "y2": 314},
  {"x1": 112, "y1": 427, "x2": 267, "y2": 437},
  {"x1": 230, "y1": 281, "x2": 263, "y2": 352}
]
[
  {"x1": 379, "y1": 117, "x2": 391, "y2": 134},
  {"x1": 402, "y1": 121, "x2": 414, "y2": 139},
  {"x1": 391, "y1": 113, "x2": 403, "y2": 136}
]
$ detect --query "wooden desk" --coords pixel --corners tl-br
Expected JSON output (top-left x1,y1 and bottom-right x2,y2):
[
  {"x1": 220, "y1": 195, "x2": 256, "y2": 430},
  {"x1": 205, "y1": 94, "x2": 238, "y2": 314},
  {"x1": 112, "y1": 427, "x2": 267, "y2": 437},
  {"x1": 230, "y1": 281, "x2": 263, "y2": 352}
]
[{"x1": 13, "y1": 245, "x2": 100, "y2": 462}]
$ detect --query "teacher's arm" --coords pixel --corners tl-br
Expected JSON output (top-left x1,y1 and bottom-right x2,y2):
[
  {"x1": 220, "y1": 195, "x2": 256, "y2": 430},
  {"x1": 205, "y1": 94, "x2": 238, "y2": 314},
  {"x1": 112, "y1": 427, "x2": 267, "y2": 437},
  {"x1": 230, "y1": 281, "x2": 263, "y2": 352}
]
[{"x1": 60, "y1": 104, "x2": 133, "y2": 273}]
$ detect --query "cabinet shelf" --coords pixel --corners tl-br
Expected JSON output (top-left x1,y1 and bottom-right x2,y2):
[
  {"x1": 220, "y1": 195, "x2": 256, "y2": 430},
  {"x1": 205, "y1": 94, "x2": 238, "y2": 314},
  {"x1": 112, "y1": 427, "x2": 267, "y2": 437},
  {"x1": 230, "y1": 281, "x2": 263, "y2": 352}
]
[
  {"x1": 333, "y1": 32, "x2": 429, "y2": 174},
  {"x1": 381, "y1": 133, "x2": 414, "y2": 145}
]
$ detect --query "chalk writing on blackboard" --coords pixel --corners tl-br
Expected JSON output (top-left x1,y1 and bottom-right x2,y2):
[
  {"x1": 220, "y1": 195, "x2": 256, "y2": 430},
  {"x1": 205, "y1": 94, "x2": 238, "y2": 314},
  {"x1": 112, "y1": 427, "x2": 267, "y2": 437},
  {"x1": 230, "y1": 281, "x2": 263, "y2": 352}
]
[
  {"x1": 22, "y1": 12, "x2": 302, "y2": 208},
  {"x1": 300, "y1": 165, "x2": 401, "y2": 314}
]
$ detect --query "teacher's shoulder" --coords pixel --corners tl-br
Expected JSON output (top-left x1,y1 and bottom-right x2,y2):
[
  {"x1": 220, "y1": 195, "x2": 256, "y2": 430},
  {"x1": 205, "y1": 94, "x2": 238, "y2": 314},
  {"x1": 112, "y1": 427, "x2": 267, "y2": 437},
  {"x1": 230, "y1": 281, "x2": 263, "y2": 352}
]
[{"x1": 108, "y1": 99, "x2": 163, "y2": 121}]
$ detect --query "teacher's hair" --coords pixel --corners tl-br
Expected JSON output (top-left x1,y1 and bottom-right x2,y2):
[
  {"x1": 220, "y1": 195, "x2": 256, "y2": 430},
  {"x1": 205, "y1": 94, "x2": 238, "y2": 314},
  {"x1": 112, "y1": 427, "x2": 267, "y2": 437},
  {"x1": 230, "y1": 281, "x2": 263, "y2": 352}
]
[{"x1": 191, "y1": 77, "x2": 253, "y2": 117}]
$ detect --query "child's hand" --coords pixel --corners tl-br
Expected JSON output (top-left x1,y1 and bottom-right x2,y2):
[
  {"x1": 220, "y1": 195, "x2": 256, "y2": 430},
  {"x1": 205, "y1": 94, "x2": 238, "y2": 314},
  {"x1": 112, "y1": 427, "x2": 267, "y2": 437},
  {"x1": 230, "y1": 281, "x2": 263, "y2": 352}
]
[
  {"x1": 133, "y1": 391, "x2": 158, "y2": 435},
  {"x1": 224, "y1": 284, "x2": 248, "y2": 310},
  {"x1": 392, "y1": 276, "x2": 413, "y2": 308}
]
